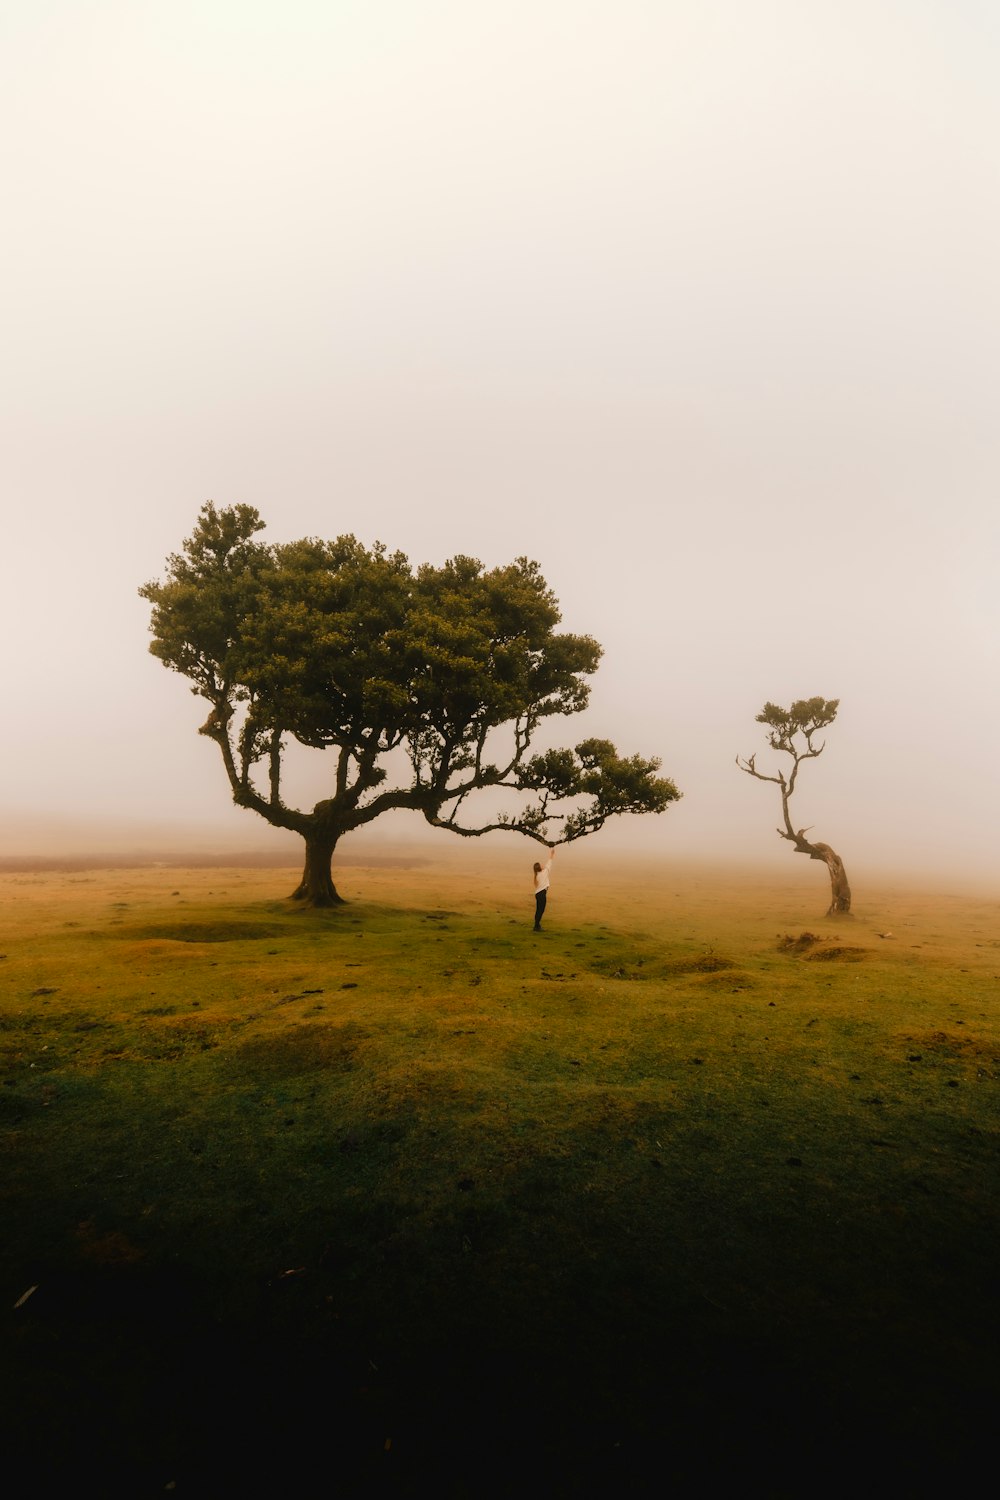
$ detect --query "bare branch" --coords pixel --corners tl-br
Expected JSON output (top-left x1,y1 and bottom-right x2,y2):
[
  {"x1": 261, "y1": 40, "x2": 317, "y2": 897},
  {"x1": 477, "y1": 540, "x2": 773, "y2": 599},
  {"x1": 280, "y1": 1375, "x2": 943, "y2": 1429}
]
[{"x1": 736, "y1": 753, "x2": 784, "y2": 786}]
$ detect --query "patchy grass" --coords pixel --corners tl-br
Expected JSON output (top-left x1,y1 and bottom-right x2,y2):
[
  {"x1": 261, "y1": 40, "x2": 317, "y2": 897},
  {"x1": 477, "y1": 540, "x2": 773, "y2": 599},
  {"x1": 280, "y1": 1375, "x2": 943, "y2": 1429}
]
[{"x1": 1, "y1": 856, "x2": 999, "y2": 1494}]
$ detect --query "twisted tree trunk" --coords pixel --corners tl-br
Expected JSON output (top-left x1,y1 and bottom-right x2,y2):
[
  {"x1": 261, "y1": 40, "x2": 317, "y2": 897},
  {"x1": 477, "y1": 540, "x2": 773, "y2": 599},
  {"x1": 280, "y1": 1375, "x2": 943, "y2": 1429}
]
[
  {"x1": 289, "y1": 826, "x2": 345, "y2": 907},
  {"x1": 789, "y1": 833, "x2": 851, "y2": 915}
]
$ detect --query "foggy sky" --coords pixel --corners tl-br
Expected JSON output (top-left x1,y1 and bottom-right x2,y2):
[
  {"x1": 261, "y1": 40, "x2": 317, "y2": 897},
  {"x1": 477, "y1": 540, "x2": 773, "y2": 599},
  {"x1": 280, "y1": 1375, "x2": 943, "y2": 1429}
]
[{"x1": 2, "y1": 1, "x2": 998, "y2": 886}]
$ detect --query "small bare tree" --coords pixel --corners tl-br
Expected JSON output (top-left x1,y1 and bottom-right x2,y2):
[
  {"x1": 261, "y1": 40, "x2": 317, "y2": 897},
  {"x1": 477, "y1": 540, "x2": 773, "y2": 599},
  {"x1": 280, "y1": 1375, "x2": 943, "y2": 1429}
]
[{"x1": 737, "y1": 697, "x2": 851, "y2": 915}]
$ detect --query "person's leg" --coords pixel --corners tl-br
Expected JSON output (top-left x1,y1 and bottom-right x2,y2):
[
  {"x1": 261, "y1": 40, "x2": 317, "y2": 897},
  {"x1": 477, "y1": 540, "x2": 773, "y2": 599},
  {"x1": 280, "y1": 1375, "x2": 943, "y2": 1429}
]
[{"x1": 534, "y1": 890, "x2": 546, "y2": 929}]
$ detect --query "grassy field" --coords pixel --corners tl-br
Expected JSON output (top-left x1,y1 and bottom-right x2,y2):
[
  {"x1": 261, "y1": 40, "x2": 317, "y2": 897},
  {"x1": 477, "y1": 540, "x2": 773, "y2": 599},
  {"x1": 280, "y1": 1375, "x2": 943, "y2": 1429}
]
[{"x1": 2, "y1": 850, "x2": 998, "y2": 1496}]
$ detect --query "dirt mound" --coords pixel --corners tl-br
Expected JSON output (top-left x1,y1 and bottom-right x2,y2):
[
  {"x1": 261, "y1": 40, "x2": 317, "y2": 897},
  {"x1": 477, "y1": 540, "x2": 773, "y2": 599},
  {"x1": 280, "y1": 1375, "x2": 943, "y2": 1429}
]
[
  {"x1": 777, "y1": 932, "x2": 867, "y2": 962},
  {"x1": 235, "y1": 1022, "x2": 367, "y2": 1075},
  {"x1": 776, "y1": 932, "x2": 822, "y2": 952}
]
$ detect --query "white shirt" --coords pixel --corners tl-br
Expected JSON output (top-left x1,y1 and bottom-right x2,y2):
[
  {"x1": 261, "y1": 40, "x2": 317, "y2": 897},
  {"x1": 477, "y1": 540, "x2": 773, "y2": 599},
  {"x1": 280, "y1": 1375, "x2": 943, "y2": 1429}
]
[{"x1": 533, "y1": 852, "x2": 554, "y2": 892}]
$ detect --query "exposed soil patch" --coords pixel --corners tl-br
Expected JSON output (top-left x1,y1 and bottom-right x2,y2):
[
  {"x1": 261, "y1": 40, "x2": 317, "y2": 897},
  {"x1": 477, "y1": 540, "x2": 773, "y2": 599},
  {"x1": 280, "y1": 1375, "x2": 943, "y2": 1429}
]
[{"x1": 777, "y1": 932, "x2": 823, "y2": 953}]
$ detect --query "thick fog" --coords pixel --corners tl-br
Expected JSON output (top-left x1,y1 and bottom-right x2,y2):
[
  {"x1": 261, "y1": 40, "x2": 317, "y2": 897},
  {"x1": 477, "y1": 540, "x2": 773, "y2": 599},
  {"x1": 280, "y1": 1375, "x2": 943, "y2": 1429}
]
[{"x1": 2, "y1": 1, "x2": 998, "y2": 888}]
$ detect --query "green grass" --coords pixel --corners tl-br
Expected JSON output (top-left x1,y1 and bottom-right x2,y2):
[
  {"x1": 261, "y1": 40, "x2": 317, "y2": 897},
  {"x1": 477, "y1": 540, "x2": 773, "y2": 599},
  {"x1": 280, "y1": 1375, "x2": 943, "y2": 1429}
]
[{"x1": 2, "y1": 859, "x2": 999, "y2": 1495}]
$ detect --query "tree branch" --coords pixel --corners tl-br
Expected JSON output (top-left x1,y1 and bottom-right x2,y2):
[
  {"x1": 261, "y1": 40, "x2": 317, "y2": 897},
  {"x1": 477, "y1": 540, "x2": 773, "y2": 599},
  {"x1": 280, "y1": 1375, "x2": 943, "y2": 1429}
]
[
  {"x1": 735, "y1": 753, "x2": 784, "y2": 787},
  {"x1": 268, "y1": 729, "x2": 282, "y2": 806}
]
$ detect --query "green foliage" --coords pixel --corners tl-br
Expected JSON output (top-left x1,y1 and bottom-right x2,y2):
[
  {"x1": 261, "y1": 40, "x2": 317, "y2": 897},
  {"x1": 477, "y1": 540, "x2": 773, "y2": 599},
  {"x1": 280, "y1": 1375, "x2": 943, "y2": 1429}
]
[
  {"x1": 755, "y1": 697, "x2": 839, "y2": 756},
  {"x1": 139, "y1": 502, "x2": 268, "y2": 697},
  {"x1": 140, "y1": 505, "x2": 680, "y2": 858},
  {"x1": 521, "y1": 739, "x2": 680, "y2": 841}
]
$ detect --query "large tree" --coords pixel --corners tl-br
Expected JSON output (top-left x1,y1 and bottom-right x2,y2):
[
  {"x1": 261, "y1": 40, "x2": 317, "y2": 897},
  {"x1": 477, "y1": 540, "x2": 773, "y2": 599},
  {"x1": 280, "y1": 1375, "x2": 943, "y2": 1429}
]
[
  {"x1": 736, "y1": 697, "x2": 851, "y2": 915},
  {"x1": 140, "y1": 504, "x2": 680, "y2": 905}
]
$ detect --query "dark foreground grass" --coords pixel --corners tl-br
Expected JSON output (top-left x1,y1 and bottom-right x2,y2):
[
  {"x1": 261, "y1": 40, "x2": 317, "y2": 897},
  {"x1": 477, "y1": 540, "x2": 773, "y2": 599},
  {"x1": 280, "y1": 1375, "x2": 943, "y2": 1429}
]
[{"x1": 2, "y1": 862, "x2": 999, "y2": 1496}]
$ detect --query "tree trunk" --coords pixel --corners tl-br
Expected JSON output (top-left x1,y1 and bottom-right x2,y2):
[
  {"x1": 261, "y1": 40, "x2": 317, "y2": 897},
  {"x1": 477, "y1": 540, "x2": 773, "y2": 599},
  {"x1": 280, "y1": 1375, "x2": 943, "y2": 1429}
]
[
  {"x1": 289, "y1": 827, "x2": 345, "y2": 908},
  {"x1": 794, "y1": 839, "x2": 851, "y2": 915}
]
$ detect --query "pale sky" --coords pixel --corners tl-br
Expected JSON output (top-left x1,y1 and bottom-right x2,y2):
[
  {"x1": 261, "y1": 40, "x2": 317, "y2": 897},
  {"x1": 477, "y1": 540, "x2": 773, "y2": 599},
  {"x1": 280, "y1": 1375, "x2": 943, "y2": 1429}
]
[{"x1": 2, "y1": 1, "x2": 998, "y2": 885}]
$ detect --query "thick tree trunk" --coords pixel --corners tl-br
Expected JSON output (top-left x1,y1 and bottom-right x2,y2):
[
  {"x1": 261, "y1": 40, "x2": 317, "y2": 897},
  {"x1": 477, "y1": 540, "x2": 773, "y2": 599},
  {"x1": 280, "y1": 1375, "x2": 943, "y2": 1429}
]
[
  {"x1": 793, "y1": 838, "x2": 851, "y2": 915},
  {"x1": 289, "y1": 828, "x2": 345, "y2": 908}
]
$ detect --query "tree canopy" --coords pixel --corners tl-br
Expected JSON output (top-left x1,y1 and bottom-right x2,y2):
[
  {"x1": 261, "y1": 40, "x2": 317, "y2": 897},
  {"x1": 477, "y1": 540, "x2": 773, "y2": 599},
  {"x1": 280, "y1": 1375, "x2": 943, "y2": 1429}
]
[{"x1": 140, "y1": 504, "x2": 680, "y2": 905}]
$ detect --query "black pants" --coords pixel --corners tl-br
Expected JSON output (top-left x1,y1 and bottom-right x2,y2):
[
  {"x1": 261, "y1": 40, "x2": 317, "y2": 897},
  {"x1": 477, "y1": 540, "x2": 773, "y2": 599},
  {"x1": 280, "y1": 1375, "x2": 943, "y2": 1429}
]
[{"x1": 534, "y1": 890, "x2": 547, "y2": 928}]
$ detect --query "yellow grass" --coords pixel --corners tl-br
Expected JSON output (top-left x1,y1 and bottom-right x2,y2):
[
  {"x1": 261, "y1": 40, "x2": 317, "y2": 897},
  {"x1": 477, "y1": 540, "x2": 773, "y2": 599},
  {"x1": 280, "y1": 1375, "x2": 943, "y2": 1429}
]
[{"x1": 2, "y1": 848, "x2": 998, "y2": 1491}]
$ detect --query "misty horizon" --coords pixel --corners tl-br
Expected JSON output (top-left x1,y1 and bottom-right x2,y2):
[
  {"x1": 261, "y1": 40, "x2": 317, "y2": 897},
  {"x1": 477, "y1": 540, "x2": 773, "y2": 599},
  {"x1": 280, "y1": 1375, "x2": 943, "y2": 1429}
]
[{"x1": 2, "y1": 1, "x2": 997, "y2": 894}]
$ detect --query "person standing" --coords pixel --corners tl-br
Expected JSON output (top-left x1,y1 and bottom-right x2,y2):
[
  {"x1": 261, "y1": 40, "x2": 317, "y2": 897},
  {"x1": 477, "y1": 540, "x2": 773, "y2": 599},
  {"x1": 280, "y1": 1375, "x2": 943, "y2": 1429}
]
[{"x1": 532, "y1": 845, "x2": 556, "y2": 931}]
